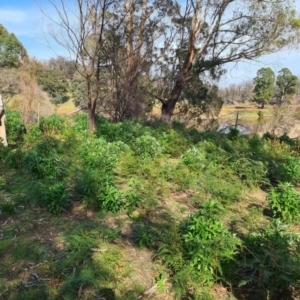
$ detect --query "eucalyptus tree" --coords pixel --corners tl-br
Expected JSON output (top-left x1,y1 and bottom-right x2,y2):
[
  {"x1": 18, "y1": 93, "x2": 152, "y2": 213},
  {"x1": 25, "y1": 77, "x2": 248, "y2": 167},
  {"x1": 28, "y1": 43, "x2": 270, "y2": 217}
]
[
  {"x1": 42, "y1": 0, "x2": 119, "y2": 131},
  {"x1": 156, "y1": 0, "x2": 300, "y2": 124},
  {"x1": 276, "y1": 68, "x2": 298, "y2": 104},
  {"x1": 101, "y1": 0, "x2": 177, "y2": 121},
  {"x1": 252, "y1": 67, "x2": 275, "y2": 108}
]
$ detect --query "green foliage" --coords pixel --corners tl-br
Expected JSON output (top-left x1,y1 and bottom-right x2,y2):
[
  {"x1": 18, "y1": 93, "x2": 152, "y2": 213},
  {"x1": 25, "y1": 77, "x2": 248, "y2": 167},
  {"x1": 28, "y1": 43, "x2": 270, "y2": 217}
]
[
  {"x1": 227, "y1": 127, "x2": 240, "y2": 140},
  {"x1": 50, "y1": 94, "x2": 69, "y2": 105},
  {"x1": 267, "y1": 182, "x2": 300, "y2": 222},
  {"x1": 36, "y1": 68, "x2": 69, "y2": 99},
  {"x1": 279, "y1": 132, "x2": 295, "y2": 146},
  {"x1": 276, "y1": 68, "x2": 297, "y2": 104},
  {"x1": 133, "y1": 134, "x2": 163, "y2": 159},
  {"x1": 0, "y1": 201, "x2": 15, "y2": 215},
  {"x1": 76, "y1": 138, "x2": 129, "y2": 212},
  {"x1": 77, "y1": 138, "x2": 128, "y2": 170},
  {"x1": 180, "y1": 146, "x2": 206, "y2": 172},
  {"x1": 98, "y1": 119, "x2": 150, "y2": 145},
  {"x1": 38, "y1": 180, "x2": 70, "y2": 214},
  {"x1": 158, "y1": 200, "x2": 240, "y2": 297},
  {"x1": 22, "y1": 137, "x2": 66, "y2": 179},
  {"x1": 5, "y1": 109, "x2": 26, "y2": 145},
  {"x1": 268, "y1": 155, "x2": 300, "y2": 184},
  {"x1": 97, "y1": 180, "x2": 123, "y2": 212},
  {"x1": 122, "y1": 180, "x2": 143, "y2": 213},
  {"x1": 252, "y1": 67, "x2": 275, "y2": 107},
  {"x1": 237, "y1": 220, "x2": 300, "y2": 299},
  {"x1": 158, "y1": 129, "x2": 192, "y2": 157},
  {"x1": 231, "y1": 157, "x2": 267, "y2": 188},
  {"x1": 133, "y1": 224, "x2": 154, "y2": 248},
  {"x1": 39, "y1": 114, "x2": 67, "y2": 134},
  {"x1": 0, "y1": 24, "x2": 27, "y2": 68},
  {"x1": 4, "y1": 114, "x2": 300, "y2": 299},
  {"x1": 179, "y1": 200, "x2": 239, "y2": 283},
  {"x1": 71, "y1": 114, "x2": 89, "y2": 133}
]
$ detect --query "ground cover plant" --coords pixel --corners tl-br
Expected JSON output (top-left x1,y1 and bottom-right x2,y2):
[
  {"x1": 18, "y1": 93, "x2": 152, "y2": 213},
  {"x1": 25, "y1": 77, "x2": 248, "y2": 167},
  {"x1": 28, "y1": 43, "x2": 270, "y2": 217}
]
[{"x1": 1, "y1": 111, "x2": 300, "y2": 299}]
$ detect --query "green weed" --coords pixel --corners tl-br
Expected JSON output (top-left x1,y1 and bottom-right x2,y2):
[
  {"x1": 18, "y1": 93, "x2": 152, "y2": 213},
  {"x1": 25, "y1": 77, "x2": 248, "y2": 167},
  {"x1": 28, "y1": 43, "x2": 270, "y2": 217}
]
[{"x1": 267, "y1": 182, "x2": 300, "y2": 223}]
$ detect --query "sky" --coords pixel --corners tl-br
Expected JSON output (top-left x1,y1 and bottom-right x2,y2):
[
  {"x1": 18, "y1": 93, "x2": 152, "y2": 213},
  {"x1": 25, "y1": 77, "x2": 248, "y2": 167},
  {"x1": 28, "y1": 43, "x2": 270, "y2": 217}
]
[{"x1": 1, "y1": 0, "x2": 300, "y2": 87}]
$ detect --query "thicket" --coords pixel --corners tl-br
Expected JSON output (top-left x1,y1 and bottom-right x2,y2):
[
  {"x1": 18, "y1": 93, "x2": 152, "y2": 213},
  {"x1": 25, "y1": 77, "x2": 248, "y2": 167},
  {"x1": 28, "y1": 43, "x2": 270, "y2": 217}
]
[{"x1": 1, "y1": 111, "x2": 300, "y2": 299}]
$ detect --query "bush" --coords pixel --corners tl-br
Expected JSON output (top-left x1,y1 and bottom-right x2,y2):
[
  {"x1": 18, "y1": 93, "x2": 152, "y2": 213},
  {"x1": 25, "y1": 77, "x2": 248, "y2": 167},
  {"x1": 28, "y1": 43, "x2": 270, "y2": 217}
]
[
  {"x1": 39, "y1": 114, "x2": 67, "y2": 134},
  {"x1": 50, "y1": 95, "x2": 69, "y2": 105},
  {"x1": 158, "y1": 200, "x2": 240, "y2": 297},
  {"x1": 133, "y1": 134, "x2": 163, "y2": 159},
  {"x1": 231, "y1": 157, "x2": 267, "y2": 188},
  {"x1": 23, "y1": 137, "x2": 66, "y2": 179},
  {"x1": 179, "y1": 200, "x2": 239, "y2": 284},
  {"x1": 97, "y1": 180, "x2": 123, "y2": 212},
  {"x1": 267, "y1": 182, "x2": 300, "y2": 223},
  {"x1": 236, "y1": 220, "x2": 300, "y2": 299},
  {"x1": 38, "y1": 180, "x2": 70, "y2": 214},
  {"x1": 72, "y1": 114, "x2": 89, "y2": 133},
  {"x1": 5, "y1": 109, "x2": 26, "y2": 145},
  {"x1": 180, "y1": 146, "x2": 206, "y2": 172},
  {"x1": 158, "y1": 130, "x2": 192, "y2": 157},
  {"x1": 77, "y1": 138, "x2": 128, "y2": 171}
]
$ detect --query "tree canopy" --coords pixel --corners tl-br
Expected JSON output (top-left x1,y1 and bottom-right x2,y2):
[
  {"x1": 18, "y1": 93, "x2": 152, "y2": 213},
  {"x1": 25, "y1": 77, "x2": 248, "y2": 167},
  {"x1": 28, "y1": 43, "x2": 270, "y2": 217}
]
[
  {"x1": 276, "y1": 68, "x2": 298, "y2": 104},
  {"x1": 252, "y1": 68, "x2": 275, "y2": 108},
  {"x1": 0, "y1": 24, "x2": 28, "y2": 68}
]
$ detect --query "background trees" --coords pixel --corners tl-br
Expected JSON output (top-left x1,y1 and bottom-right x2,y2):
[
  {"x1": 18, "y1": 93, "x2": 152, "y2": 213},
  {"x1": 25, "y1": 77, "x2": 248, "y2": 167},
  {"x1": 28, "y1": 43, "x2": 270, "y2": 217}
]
[
  {"x1": 252, "y1": 67, "x2": 298, "y2": 108},
  {"x1": 252, "y1": 68, "x2": 275, "y2": 108},
  {"x1": 42, "y1": 0, "x2": 118, "y2": 131},
  {"x1": 41, "y1": 0, "x2": 300, "y2": 128},
  {"x1": 276, "y1": 68, "x2": 298, "y2": 104},
  {"x1": 0, "y1": 24, "x2": 28, "y2": 68},
  {"x1": 158, "y1": 0, "x2": 300, "y2": 123}
]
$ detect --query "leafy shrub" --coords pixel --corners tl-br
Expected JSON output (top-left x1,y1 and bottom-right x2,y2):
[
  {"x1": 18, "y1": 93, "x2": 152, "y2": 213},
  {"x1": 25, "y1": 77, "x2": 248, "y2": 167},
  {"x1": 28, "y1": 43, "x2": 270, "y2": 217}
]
[
  {"x1": 267, "y1": 155, "x2": 300, "y2": 185},
  {"x1": 5, "y1": 109, "x2": 26, "y2": 145},
  {"x1": 97, "y1": 180, "x2": 123, "y2": 212},
  {"x1": 133, "y1": 224, "x2": 154, "y2": 248},
  {"x1": 202, "y1": 164, "x2": 244, "y2": 203},
  {"x1": 179, "y1": 200, "x2": 239, "y2": 284},
  {"x1": 267, "y1": 182, "x2": 300, "y2": 222},
  {"x1": 51, "y1": 95, "x2": 69, "y2": 105},
  {"x1": 39, "y1": 114, "x2": 66, "y2": 134},
  {"x1": 26, "y1": 124, "x2": 43, "y2": 141},
  {"x1": 77, "y1": 138, "x2": 128, "y2": 170},
  {"x1": 4, "y1": 147, "x2": 23, "y2": 170},
  {"x1": 158, "y1": 130, "x2": 192, "y2": 157},
  {"x1": 97, "y1": 119, "x2": 149, "y2": 144},
  {"x1": 158, "y1": 200, "x2": 240, "y2": 297},
  {"x1": 180, "y1": 146, "x2": 206, "y2": 172},
  {"x1": 248, "y1": 134, "x2": 266, "y2": 159},
  {"x1": 227, "y1": 127, "x2": 240, "y2": 140},
  {"x1": 122, "y1": 180, "x2": 143, "y2": 213},
  {"x1": 38, "y1": 181, "x2": 70, "y2": 214},
  {"x1": 133, "y1": 134, "x2": 163, "y2": 159},
  {"x1": 231, "y1": 157, "x2": 267, "y2": 188},
  {"x1": 280, "y1": 156, "x2": 300, "y2": 184},
  {"x1": 71, "y1": 114, "x2": 89, "y2": 133},
  {"x1": 0, "y1": 201, "x2": 15, "y2": 215},
  {"x1": 23, "y1": 137, "x2": 66, "y2": 179},
  {"x1": 236, "y1": 220, "x2": 300, "y2": 299},
  {"x1": 77, "y1": 170, "x2": 124, "y2": 213}
]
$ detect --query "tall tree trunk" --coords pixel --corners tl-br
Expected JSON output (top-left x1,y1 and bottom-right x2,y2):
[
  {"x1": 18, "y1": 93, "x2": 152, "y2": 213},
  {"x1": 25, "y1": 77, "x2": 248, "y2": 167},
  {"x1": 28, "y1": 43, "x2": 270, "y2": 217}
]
[
  {"x1": 161, "y1": 45, "x2": 195, "y2": 124},
  {"x1": 87, "y1": 102, "x2": 96, "y2": 132}
]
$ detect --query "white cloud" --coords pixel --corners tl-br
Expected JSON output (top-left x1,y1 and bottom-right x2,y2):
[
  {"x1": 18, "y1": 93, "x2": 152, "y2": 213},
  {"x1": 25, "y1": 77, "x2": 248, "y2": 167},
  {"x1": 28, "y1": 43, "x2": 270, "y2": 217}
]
[{"x1": 0, "y1": 9, "x2": 28, "y2": 24}]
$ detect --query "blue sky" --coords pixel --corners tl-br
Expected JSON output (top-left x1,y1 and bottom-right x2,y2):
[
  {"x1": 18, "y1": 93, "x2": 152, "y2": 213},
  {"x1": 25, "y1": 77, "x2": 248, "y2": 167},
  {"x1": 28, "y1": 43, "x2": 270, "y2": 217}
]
[{"x1": 1, "y1": 0, "x2": 299, "y2": 87}]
